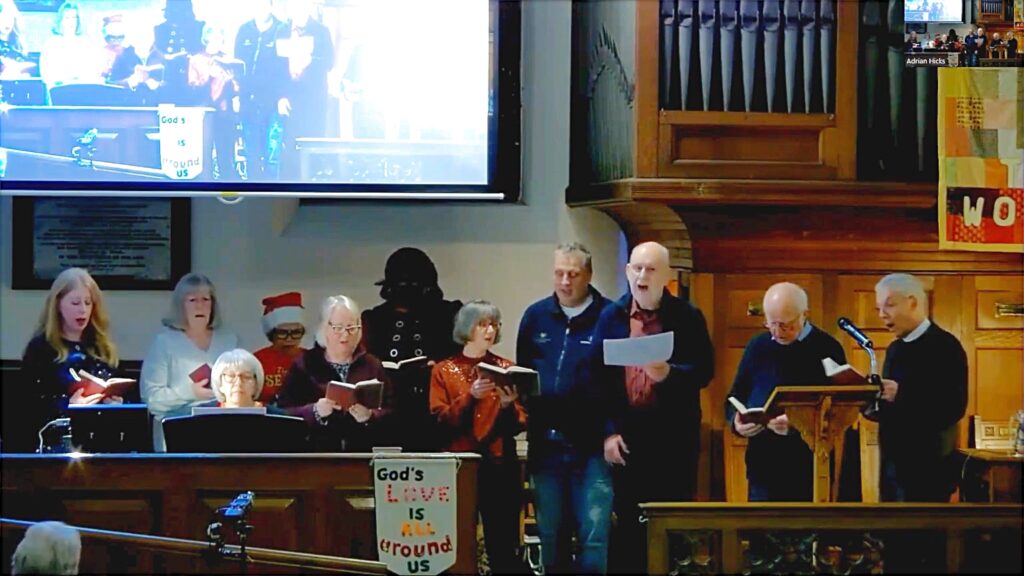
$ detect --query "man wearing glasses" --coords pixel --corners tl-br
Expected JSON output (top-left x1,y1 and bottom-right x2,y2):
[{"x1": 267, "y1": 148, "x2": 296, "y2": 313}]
[
  {"x1": 725, "y1": 282, "x2": 847, "y2": 501},
  {"x1": 254, "y1": 292, "x2": 307, "y2": 404}
]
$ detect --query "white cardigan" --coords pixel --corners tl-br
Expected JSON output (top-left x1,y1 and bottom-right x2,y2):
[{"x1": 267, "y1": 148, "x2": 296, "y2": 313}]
[{"x1": 141, "y1": 327, "x2": 239, "y2": 419}]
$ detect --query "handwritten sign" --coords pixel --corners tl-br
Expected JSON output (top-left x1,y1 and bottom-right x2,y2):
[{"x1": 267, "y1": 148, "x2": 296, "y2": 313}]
[
  {"x1": 373, "y1": 457, "x2": 457, "y2": 575},
  {"x1": 157, "y1": 104, "x2": 204, "y2": 179}
]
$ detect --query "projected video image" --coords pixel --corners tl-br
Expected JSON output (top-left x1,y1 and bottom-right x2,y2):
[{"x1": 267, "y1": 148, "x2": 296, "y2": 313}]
[
  {"x1": 905, "y1": 0, "x2": 964, "y2": 23},
  {"x1": 0, "y1": 0, "x2": 491, "y2": 185}
]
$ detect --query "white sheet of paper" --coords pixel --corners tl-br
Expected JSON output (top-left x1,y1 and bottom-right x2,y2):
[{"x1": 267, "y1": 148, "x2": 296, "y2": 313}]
[{"x1": 602, "y1": 331, "x2": 674, "y2": 366}]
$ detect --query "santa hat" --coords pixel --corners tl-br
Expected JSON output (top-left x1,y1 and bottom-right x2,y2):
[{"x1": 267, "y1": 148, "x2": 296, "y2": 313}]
[{"x1": 261, "y1": 292, "x2": 305, "y2": 334}]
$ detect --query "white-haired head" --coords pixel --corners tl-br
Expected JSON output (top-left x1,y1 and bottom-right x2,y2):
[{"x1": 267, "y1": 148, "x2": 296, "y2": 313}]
[{"x1": 11, "y1": 521, "x2": 81, "y2": 575}]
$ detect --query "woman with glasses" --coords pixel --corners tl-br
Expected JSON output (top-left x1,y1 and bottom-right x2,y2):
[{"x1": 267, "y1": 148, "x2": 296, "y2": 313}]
[
  {"x1": 430, "y1": 300, "x2": 528, "y2": 575},
  {"x1": 207, "y1": 348, "x2": 287, "y2": 411},
  {"x1": 276, "y1": 294, "x2": 392, "y2": 452},
  {"x1": 253, "y1": 292, "x2": 307, "y2": 404}
]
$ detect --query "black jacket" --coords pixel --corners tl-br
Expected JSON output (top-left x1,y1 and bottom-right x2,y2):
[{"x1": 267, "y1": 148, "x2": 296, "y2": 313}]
[{"x1": 593, "y1": 290, "x2": 714, "y2": 461}]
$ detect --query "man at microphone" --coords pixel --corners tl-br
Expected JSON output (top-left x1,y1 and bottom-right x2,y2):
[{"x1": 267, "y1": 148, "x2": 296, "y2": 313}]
[
  {"x1": 872, "y1": 273, "x2": 967, "y2": 502},
  {"x1": 726, "y1": 282, "x2": 847, "y2": 501}
]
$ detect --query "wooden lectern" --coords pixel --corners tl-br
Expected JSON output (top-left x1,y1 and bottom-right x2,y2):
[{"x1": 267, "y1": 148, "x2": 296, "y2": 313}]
[{"x1": 765, "y1": 385, "x2": 879, "y2": 502}]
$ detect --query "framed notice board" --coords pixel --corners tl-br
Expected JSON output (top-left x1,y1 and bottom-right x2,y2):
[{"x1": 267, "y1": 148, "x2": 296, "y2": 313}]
[{"x1": 11, "y1": 196, "x2": 191, "y2": 290}]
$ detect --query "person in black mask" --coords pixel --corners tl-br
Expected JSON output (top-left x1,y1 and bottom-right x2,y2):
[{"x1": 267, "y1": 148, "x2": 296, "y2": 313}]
[
  {"x1": 361, "y1": 247, "x2": 462, "y2": 451},
  {"x1": 148, "y1": 0, "x2": 204, "y2": 105}
]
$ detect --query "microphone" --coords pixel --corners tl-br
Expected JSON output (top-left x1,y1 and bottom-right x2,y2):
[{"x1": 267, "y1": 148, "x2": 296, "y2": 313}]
[{"x1": 837, "y1": 317, "x2": 873, "y2": 349}]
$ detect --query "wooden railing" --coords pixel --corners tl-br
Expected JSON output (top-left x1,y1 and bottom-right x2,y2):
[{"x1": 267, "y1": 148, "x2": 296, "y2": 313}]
[
  {"x1": 641, "y1": 502, "x2": 1023, "y2": 575},
  {"x1": 0, "y1": 453, "x2": 480, "y2": 574},
  {"x1": 2, "y1": 518, "x2": 387, "y2": 574}
]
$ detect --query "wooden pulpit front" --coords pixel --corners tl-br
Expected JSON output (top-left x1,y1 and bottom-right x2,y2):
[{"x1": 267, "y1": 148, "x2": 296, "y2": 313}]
[
  {"x1": 0, "y1": 453, "x2": 479, "y2": 575},
  {"x1": 768, "y1": 385, "x2": 879, "y2": 502}
]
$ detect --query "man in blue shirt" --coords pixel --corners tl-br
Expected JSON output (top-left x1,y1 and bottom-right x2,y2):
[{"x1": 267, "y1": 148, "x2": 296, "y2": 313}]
[{"x1": 517, "y1": 242, "x2": 611, "y2": 574}]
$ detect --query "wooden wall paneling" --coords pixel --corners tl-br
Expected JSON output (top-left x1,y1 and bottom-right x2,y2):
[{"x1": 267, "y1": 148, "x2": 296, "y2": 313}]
[
  {"x1": 635, "y1": 0, "x2": 658, "y2": 177},
  {"x1": 932, "y1": 275, "x2": 966, "y2": 451},
  {"x1": 832, "y1": 0, "x2": 860, "y2": 179},
  {"x1": 692, "y1": 272, "x2": 717, "y2": 501},
  {"x1": 332, "y1": 485, "x2": 377, "y2": 560},
  {"x1": 60, "y1": 493, "x2": 158, "y2": 536},
  {"x1": 963, "y1": 276, "x2": 1024, "y2": 440},
  {"x1": 196, "y1": 493, "x2": 302, "y2": 553}
]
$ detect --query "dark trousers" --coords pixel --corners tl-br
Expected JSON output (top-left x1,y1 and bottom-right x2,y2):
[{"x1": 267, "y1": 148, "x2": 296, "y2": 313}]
[
  {"x1": 609, "y1": 452, "x2": 696, "y2": 574},
  {"x1": 881, "y1": 457, "x2": 955, "y2": 503},
  {"x1": 747, "y1": 473, "x2": 812, "y2": 502},
  {"x1": 479, "y1": 457, "x2": 524, "y2": 574},
  {"x1": 880, "y1": 458, "x2": 954, "y2": 573}
]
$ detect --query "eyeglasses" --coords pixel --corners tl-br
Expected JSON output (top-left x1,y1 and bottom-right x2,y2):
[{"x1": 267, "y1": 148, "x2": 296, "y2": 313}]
[
  {"x1": 273, "y1": 328, "x2": 305, "y2": 339},
  {"x1": 221, "y1": 372, "x2": 256, "y2": 384},
  {"x1": 764, "y1": 318, "x2": 802, "y2": 331},
  {"x1": 327, "y1": 322, "x2": 362, "y2": 335}
]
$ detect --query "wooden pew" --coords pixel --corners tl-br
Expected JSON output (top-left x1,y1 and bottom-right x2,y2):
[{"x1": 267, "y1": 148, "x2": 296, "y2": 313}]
[{"x1": 0, "y1": 453, "x2": 479, "y2": 575}]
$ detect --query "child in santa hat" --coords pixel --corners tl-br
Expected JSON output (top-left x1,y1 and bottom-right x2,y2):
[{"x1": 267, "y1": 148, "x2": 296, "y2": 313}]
[{"x1": 253, "y1": 292, "x2": 307, "y2": 403}]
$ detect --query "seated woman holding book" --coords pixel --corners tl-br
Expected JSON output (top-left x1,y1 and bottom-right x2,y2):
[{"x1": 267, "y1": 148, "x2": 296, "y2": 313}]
[
  {"x1": 18, "y1": 268, "x2": 128, "y2": 453},
  {"x1": 275, "y1": 295, "x2": 391, "y2": 452},
  {"x1": 429, "y1": 300, "x2": 528, "y2": 575}
]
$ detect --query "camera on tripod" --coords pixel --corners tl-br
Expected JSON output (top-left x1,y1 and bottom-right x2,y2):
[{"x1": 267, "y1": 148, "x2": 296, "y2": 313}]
[{"x1": 206, "y1": 491, "x2": 256, "y2": 572}]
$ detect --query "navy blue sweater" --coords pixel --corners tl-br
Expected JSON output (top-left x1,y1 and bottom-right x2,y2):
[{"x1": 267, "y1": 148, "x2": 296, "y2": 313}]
[
  {"x1": 516, "y1": 287, "x2": 609, "y2": 461},
  {"x1": 725, "y1": 325, "x2": 846, "y2": 491},
  {"x1": 879, "y1": 322, "x2": 967, "y2": 491}
]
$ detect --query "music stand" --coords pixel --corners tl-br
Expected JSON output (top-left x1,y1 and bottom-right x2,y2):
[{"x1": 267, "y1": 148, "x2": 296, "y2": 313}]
[
  {"x1": 67, "y1": 403, "x2": 153, "y2": 453},
  {"x1": 162, "y1": 413, "x2": 308, "y2": 453},
  {"x1": 48, "y1": 83, "x2": 131, "y2": 107},
  {"x1": 0, "y1": 79, "x2": 47, "y2": 105}
]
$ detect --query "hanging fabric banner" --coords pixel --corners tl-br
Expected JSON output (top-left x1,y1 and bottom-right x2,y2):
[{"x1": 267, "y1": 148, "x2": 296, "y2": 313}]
[
  {"x1": 373, "y1": 456, "x2": 458, "y2": 575},
  {"x1": 937, "y1": 68, "x2": 1023, "y2": 253}
]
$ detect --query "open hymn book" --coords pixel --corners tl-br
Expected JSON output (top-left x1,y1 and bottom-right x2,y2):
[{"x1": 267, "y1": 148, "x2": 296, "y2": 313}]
[
  {"x1": 380, "y1": 356, "x2": 429, "y2": 371},
  {"x1": 727, "y1": 396, "x2": 782, "y2": 426},
  {"x1": 477, "y1": 363, "x2": 540, "y2": 397},
  {"x1": 325, "y1": 379, "x2": 384, "y2": 411},
  {"x1": 69, "y1": 369, "x2": 136, "y2": 399},
  {"x1": 822, "y1": 358, "x2": 870, "y2": 385}
]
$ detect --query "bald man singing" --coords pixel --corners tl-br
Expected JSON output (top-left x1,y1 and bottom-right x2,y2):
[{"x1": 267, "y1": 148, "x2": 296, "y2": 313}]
[
  {"x1": 725, "y1": 282, "x2": 847, "y2": 501},
  {"x1": 592, "y1": 242, "x2": 714, "y2": 574}
]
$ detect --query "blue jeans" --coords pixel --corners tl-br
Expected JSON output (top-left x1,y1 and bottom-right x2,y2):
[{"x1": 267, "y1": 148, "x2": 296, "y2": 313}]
[{"x1": 531, "y1": 448, "x2": 613, "y2": 575}]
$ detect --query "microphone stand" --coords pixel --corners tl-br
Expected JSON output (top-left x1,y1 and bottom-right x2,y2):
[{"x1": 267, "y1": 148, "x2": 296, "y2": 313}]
[{"x1": 862, "y1": 345, "x2": 883, "y2": 418}]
